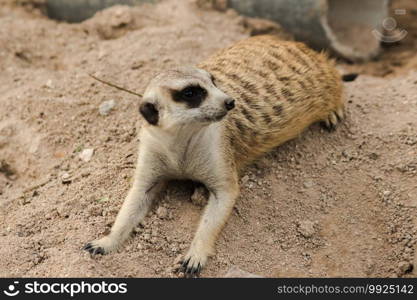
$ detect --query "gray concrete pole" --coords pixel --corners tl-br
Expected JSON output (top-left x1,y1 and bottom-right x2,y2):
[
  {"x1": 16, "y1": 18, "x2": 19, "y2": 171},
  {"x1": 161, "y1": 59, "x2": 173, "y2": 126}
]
[
  {"x1": 229, "y1": 0, "x2": 389, "y2": 61},
  {"x1": 46, "y1": 0, "x2": 155, "y2": 23}
]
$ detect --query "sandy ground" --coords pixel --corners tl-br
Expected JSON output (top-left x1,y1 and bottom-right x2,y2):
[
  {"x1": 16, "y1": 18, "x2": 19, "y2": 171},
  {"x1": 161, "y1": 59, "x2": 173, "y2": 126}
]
[{"x1": 0, "y1": 0, "x2": 416, "y2": 278}]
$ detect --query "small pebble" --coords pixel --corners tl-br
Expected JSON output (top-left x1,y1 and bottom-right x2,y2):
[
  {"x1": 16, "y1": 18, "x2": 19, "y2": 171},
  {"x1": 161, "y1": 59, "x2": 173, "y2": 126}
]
[
  {"x1": 303, "y1": 180, "x2": 314, "y2": 188},
  {"x1": 79, "y1": 148, "x2": 94, "y2": 162},
  {"x1": 44, "y1": 79, "x2": 54, "y2": 89},
  {"x1": 297, "y1": 220, "x2": 316, "y2": 238},
  {"x1": 156, "y1": 207, "x2": 168, "y2": 219},
  {"x1": 99, "y1": 100, "x2": 116, "y2": 116},
  {"x1": 61, "y1": 173, "x2": 71, "y2": 184},
  {"x1": 383, "y1": 190, "x2": 392, "y2": 197}
]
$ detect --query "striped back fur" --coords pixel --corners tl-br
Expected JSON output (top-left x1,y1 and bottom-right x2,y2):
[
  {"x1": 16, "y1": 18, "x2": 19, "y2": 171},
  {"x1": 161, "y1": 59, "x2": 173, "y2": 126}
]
[{"x1": 198, "y1": 35, "x2": 344, "y2": 170}]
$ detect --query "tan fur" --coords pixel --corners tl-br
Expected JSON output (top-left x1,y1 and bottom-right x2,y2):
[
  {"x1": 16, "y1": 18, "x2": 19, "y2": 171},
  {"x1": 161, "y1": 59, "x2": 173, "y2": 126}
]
[
  {"x1": 199, "y1": 35, "x2": 344, "y2": 171},
  {"x1": 84, "y1": 35, "x2": 344, "y2": 276}
]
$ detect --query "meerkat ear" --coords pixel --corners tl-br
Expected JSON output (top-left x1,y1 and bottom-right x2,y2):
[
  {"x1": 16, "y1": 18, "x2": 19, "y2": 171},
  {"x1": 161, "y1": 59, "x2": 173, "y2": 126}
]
[{"x1": 139, "y1": 102, "x2": 159, "y2": 125}]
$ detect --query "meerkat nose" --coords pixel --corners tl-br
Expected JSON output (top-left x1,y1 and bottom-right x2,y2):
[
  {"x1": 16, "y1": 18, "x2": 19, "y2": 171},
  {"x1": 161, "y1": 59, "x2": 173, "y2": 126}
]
[{"x1": 225, "y1": 99, "x2": 235, "y2": 111}]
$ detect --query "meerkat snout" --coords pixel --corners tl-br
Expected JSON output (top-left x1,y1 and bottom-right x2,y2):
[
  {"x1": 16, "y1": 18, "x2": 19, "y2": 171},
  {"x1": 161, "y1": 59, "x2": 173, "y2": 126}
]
[{"x1": 224, "y1": 98, "x2": 235, "y2": 111}]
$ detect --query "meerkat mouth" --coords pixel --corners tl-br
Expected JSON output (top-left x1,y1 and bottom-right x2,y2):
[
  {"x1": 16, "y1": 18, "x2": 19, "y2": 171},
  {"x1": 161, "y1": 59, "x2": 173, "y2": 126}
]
[{"x1": 204, "y1": 112, "x2": 227, "y2": 122}]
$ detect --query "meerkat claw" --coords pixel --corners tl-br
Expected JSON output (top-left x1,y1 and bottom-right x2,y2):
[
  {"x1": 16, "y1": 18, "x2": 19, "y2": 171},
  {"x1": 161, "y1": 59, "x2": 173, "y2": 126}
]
[
  {"x1": 82, "y1": 243, "x2": 92, "y2": 251},
  {"x1": 180, "y1": 258, "x2": 190, "y2": 269},
  {"x1": 178, "y1": 258, "x2": 203, "y2": 277},
  {"x1": 321, "y1": 109, "x2": 343, "y2": 131},
  {"x1": 82, "y1": 242, "x2": 106, "y2": 255},
  {"x1": 187, "y1": 263, "x2": 202, "y2": 277}
]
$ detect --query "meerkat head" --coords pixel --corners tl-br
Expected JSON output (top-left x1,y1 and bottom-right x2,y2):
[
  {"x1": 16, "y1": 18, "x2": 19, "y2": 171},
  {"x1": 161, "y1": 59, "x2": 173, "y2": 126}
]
[{"x1": 139, "y1": 66, "x2": 234, "y2": 129}]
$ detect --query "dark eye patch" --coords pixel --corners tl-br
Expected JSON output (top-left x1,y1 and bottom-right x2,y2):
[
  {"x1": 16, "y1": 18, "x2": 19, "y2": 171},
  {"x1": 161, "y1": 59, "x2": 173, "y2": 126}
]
[{"x1": 172, "y1": 85, "x2": 207, "y2": 108}]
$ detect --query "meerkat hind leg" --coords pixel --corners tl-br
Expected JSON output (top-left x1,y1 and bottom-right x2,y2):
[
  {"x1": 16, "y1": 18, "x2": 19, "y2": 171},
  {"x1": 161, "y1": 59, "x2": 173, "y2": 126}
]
[{"x1": 321, "y1": 108, "x2": 344, "y2": 131}]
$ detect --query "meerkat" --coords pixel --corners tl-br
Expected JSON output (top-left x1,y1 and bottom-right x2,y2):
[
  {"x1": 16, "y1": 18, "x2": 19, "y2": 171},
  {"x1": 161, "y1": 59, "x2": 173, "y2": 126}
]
[{"x1": 83, "y1": 35, "x2": 344, "y2": 276}]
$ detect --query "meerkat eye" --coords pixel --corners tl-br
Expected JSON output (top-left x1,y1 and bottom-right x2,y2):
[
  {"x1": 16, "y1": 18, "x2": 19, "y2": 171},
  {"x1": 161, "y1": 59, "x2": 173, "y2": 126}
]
[
  {"x1": 172, "y1": 85, "x2": 207, "y2": 108},
  {"x1": 182, "y1": 86, "x2": 206, "y2": 99},
  {"x1": 183, "y1": 88, "x2": 194, "y2": 98}
]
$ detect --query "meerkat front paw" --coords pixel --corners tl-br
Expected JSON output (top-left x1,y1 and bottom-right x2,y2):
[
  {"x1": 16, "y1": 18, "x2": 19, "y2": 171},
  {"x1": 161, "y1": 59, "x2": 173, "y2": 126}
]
[
  {"x1": 178, "y1": 250, "x2": 208, "y2": 277},
  {"x1": 83, "y1": 236, "x2": 120, "y2": 255},
  {"x1": 177, "y1": 241, "x2": 214, "y2": 277}
]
